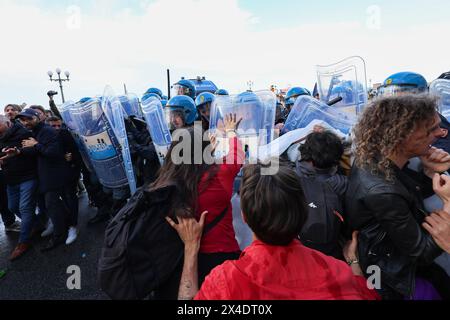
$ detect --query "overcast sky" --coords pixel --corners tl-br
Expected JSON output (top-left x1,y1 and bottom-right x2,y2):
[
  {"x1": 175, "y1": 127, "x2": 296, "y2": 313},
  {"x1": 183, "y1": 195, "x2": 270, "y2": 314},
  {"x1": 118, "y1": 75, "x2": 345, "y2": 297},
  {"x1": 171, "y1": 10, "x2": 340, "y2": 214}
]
[{"x1": 0, "y1": 0, "x2": 449, "y2": 109}]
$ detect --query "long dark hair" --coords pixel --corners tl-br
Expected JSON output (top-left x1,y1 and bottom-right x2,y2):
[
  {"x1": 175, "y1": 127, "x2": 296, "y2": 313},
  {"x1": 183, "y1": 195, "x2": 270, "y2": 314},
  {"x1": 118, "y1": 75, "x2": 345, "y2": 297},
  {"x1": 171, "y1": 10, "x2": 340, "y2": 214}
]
[{"x1": 148, "y1": 125, "x2": 218, "y2": 218}]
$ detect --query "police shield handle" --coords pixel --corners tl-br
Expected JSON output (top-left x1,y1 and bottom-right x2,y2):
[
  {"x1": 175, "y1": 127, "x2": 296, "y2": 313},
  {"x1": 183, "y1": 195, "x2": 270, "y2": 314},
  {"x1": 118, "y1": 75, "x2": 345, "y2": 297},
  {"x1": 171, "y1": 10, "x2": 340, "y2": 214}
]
[{"x1": 327, "y1": 96, "x2": 343, "y2": 106}]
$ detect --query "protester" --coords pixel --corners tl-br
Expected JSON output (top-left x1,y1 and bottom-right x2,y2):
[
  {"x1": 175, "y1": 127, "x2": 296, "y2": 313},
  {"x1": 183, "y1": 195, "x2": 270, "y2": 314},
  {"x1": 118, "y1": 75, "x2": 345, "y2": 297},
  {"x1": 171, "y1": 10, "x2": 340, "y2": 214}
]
[
  {"x1": 347, "y1": 94, "x2": 449, "y2": 299},
  {"x1": 0, "y1": 113, "x2": 38, "y2": 260},
  {"x1": 3, "y1": 104, "x2": 21, "y2": 121},
  {"x1": 151, "y1": 114, "x2": 244, "y2": 299},
  {"x1": 10, "y1": 109, "x2": 73, "y2": 251},
  {"x1": 0, "y1": 165, "x2": 19, "y2": 233},
  {"x1": 46, "y1": 116, "x2": 82, "y2": 245},
  {"x1": 295, "y1": 131, "x2": 347, "y2": 259},
  {"x1": 167, "y1": 162, "x2": 379, "y2": 300},
  {"x1": 29, "y1": 105, "x2": 47, "y2": 122}
]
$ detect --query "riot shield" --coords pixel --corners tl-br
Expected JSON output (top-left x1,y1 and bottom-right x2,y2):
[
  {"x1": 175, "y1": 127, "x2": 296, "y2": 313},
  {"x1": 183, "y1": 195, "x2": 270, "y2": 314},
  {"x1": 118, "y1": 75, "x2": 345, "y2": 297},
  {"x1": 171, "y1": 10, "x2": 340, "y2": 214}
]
[
  {"x1": 102, "y1": 86, "x2": 137, "y2": 195},
  {"x1": 284, "y1": 95, "x2": 356, "y2": 135},
  {"x1": 430, "y1": 79, "x2": 450, "y2": 120},
  {"x1": 316, "y1": 56, "x2": 368, "y2": 115},
  {"x1": 141, "y1": 96, "x2": 173, "y2": 164},
  {"x1": 118, "y1": 93, "x2": 142, "y2": 118},
  {"x1": 257, "y1": 120, "x2": 346, "y2": 163},
  {"x1": 70, "y1": 96, "x2": 130, "y2": 191},
  {"x1": 209, "y1": 90, "x2": 276, "y2": 159},
  {"x1": 57, "y1": 101, "x2": 94, "y2": 173}
]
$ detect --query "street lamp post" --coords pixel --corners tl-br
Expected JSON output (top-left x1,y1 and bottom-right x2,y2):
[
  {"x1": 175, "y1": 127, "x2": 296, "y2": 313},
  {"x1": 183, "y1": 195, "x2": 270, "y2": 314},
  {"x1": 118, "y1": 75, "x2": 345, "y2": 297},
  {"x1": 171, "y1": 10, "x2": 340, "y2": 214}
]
[
  {"x1": 247, "y1": 80, "x2": 254, "y2": 92},
  {"x1": 47, "y1": 68, "x2": 70, "y2": 104}
]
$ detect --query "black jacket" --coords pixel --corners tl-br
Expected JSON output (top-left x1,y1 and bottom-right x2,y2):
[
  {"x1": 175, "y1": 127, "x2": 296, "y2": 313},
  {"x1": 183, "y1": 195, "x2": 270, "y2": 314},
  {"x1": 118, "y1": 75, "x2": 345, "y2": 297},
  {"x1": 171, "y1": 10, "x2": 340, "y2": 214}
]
[
  {"x1": 59, "y1": 128, "x2": 82, "y2": 182},
  {"x1": 20, "y1": 123, "x2": 72, "y2": 193},
  {"x1": 345, "y1": 165, "x2": 443, "y2": 298},
  {"x1": 0, "y1": 122, "x2": 37, "y2": 185},
  {"x1": 125, "y1": 118, "x2": 161, "y2": 186}
]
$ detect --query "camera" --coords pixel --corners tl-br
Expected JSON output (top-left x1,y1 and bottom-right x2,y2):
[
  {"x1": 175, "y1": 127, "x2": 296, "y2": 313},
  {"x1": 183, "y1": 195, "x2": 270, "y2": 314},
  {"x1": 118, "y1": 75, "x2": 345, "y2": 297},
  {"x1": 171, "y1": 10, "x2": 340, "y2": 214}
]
[{"x1": 47, "y1": 90, "x2": 58, "y2": 97}]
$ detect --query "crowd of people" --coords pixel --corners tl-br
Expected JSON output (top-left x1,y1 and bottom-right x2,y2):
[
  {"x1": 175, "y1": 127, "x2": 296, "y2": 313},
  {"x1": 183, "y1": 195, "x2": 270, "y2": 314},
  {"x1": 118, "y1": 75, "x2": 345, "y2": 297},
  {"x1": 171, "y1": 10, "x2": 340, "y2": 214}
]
[{"x1": 1, "y1": 70, "x2": 450, "y2": 300}]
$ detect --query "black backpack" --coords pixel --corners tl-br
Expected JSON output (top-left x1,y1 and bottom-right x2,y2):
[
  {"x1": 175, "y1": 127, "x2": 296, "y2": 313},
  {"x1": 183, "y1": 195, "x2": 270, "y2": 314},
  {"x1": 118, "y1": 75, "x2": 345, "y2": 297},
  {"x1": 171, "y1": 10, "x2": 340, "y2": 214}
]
[
  {"x1": 98, "y1": 185, "x2": 227, "y2": 300},
  {"x1": 297, "y1": 173, "x2": 345, "y2": 259}
]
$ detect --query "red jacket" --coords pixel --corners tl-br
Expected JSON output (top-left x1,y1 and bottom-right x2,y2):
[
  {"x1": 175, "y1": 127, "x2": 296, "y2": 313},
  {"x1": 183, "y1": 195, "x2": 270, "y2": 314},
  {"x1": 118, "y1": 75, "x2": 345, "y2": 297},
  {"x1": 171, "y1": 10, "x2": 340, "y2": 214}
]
[
  {"x1": 195, "y1": 240, "x2": 380, "y2": 300},
  {"x1": 196, "y1": 137, "x2": 244, "y2": 254}
]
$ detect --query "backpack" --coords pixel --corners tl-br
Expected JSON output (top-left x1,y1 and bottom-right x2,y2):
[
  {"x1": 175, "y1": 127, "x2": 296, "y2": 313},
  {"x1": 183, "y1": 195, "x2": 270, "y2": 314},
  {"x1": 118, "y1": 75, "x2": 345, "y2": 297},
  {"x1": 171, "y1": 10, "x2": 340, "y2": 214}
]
[
  {"x1": 98, "y1": 185, "x2": 227, "y2": 300},
  {"x1": 297, "y1": 173, "x2": 345, "y2": 259}
]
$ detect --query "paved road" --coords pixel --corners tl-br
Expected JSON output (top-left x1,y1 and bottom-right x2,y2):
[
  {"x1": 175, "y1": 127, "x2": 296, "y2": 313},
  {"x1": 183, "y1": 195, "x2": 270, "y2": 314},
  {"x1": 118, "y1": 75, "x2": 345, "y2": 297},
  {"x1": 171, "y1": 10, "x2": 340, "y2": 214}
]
[{"x1": 0, "y1": 194, "x2": 110, "y2": 300}]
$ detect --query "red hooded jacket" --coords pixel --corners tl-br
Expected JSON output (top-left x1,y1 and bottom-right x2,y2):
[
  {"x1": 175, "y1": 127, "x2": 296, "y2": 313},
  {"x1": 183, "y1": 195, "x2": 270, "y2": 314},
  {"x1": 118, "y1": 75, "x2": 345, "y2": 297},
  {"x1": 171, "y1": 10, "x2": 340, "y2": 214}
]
[{"x1": 195, "y1": 240, "x2": 380, "y2": 300}]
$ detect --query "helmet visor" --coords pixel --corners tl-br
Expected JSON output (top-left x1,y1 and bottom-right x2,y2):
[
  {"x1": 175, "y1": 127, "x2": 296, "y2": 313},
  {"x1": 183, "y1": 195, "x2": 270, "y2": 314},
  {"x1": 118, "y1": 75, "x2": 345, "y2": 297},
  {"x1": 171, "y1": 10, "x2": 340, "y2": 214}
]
[
  {"x1": 197, "y1": 102, "x2": 211, "y2": 119},
  {"x1": 165, "y1": 107, "x2": 186, "y2": 130},
  {"x1": 378, "y1": 84, "x2": 426, "y2": 97},
  {"x1": 172, "y1": 84, "x2": 190, "y2": 98}
]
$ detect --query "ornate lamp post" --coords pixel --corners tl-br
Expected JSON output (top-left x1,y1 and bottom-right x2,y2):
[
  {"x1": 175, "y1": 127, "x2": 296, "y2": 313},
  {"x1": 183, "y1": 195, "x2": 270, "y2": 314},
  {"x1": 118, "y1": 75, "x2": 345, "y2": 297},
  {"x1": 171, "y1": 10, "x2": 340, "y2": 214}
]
[{"x1": 47, "y1": 68, "x2": 70, "y2": 103}]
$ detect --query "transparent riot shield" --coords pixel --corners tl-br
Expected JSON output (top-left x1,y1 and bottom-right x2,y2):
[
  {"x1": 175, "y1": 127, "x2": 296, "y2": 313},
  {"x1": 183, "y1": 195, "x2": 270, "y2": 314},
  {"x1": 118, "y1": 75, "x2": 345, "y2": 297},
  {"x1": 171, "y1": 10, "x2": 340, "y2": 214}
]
[
  {"x1": 209, "y1": 90, "x2": 276, "y2": 159},
  {"x1": 430, "y1": 79, "x2": 450, "y2": 121},
  {"x1": 284, "y1": 95, "x2": 356, "y2": 135},
  {"x1": 102, "y1": 86, "x2": 137, "y2": 195},
  {"x1": 70, "y1": 96, "x2": 130, "y2": 190},
  {"x1": 316, "y1": 56, "x2": 368, "y2": 115},
  {"x1": 141, "y1": 96, "x2": 173, "y2": 164},
  {"x1": 118, "y1": 93, "x2": 142, "y2": 118},
  {"x1": 57, "y1": 101, "x2": 94, "y2": 173}
]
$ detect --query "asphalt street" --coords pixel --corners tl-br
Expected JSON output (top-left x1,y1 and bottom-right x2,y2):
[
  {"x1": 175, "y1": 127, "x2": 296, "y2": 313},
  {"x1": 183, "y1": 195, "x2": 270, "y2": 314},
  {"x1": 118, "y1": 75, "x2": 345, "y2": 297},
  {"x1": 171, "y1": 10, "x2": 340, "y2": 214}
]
[{"x1": 0, "y1": 194, "x2": 110, "y2": 300}]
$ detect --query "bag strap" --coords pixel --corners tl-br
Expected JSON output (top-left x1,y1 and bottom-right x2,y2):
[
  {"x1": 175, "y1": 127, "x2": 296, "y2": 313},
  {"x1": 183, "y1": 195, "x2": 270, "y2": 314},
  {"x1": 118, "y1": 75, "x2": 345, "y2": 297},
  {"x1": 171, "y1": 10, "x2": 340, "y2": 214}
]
[{"x1": 203, "y1": 206, "x2": 229, "y2": 236}]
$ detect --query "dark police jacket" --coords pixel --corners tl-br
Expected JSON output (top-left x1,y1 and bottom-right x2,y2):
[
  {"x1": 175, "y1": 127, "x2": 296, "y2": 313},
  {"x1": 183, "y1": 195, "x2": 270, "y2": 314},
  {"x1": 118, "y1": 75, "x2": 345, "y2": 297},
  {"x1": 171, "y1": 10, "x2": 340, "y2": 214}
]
[{"x1": 345, "y1": 164, "x2": 443, "y2": 298}]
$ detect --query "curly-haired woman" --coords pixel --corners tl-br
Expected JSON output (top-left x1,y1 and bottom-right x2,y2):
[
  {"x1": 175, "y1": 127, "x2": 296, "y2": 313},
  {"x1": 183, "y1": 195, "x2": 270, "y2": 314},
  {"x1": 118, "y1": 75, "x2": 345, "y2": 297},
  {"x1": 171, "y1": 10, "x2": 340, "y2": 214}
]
[{"x1": 345, "y1": 94, "x2": 450, "y2": 300}]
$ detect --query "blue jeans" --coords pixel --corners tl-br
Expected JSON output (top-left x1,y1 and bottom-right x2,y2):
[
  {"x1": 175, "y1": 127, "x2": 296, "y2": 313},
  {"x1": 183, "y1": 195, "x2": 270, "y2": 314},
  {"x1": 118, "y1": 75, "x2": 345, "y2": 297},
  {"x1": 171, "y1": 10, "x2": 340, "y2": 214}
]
[{"x1": 7, "y1": 180, "x2": 38, "y2": 243}]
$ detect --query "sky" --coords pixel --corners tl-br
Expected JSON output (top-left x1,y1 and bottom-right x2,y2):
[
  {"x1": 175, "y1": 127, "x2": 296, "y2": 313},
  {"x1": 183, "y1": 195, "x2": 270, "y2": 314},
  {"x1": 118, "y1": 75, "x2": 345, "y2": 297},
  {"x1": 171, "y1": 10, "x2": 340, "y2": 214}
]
[{"x1": 0, "y1": 0, "x2": 449, "y2": 109}]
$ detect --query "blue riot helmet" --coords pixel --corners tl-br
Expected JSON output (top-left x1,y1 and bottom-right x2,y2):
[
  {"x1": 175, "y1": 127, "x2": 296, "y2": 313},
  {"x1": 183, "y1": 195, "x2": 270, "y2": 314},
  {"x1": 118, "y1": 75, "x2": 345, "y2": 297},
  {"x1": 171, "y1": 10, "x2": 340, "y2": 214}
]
[
  {"x1": 236, "y1": 91, "x2": 259, "y2": 103},
  {"x1": 144, "y1": 87, "x2": 163, "y2": 100},
  {"x1": 142, "y1": 92, "x2": 162, "y2": 102},
  {"x1": 233, "y1": 91, "x2": 265, "y2": 135},
  {"x1": 378, "y1": 72, "x2": 428, "y2": 97},
  {"x1": 172, "y1": 79, "x2": 197, "y2": 100},
  {"x1": 286, "y1": 87, "x2": 311, "y2": 101},
  {"x1": 215, "y1": 89, "x2": 229, "y2": 96},
  {"x1": 284, "y1": 97, "x2": 295, "y2": 112},
  {"x1": 329, "y1": 81, "x2": 355, "y2": 105},
  {"x1": 195, "y1": 92, "x2": 215, "y2": 123},
  {"x1": 78, "y1": 97, "x2": 92, "y2": 104},
  {"x1": 165, "y1": 95, "x2": 197, "y2": 130}
]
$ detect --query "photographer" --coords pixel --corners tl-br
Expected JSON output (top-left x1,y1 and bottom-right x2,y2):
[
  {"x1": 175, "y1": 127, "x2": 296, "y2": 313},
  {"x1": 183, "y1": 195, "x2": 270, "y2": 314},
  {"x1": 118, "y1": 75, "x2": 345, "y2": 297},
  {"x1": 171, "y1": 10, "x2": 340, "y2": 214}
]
[{"x1": 47, "y1": 90, "x2": 62, "y2": 119}]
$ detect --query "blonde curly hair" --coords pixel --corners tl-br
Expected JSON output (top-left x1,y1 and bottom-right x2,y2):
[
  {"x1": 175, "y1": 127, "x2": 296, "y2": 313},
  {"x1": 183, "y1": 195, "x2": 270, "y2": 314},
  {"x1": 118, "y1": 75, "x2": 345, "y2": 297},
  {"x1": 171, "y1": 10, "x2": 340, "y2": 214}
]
[{"x1": 353, "y1": 94, "x2": 438, "y2": 181}]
